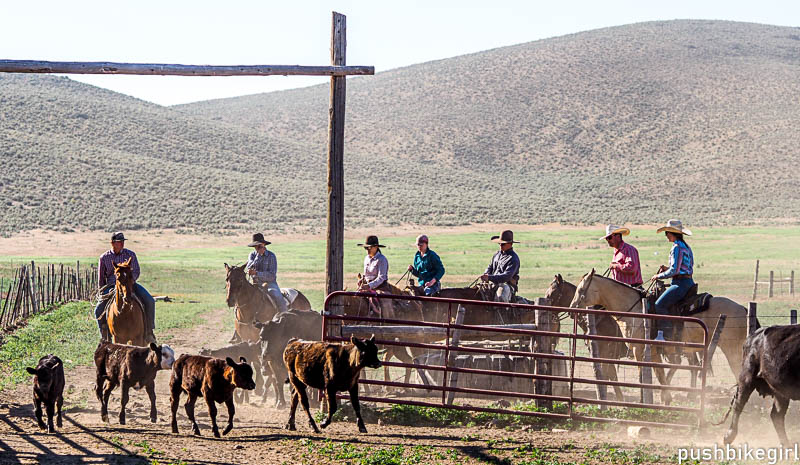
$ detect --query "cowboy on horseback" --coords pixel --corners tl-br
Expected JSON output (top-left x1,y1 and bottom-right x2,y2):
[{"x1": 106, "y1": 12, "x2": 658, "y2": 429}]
[
  {"x1": 245, "y1": 233, "x2": 288, "y2": 314},
  {"x1": 480, "y1": 230, "x2": 520, "y2": 303},
  {"x1": 358, "y1": 235, "x2": 394, "y2": 319},
  {"x1": 649, "y1": 220, "x2": 695, "y2": 341},
  {"x1": 602, "y1": 224, "x2": 643, "y2": 288},
  {"x1": 407, "y1": 234, "x2": 445, "y2": 296},
  {"x1": 94, "y1": 232, "x2": 156, "y2": 343}
]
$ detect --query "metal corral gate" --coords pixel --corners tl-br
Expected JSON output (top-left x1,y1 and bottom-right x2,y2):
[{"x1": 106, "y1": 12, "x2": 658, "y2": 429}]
[{"x1": 323, "y1": 291, "x2": 711, "y2": 429}]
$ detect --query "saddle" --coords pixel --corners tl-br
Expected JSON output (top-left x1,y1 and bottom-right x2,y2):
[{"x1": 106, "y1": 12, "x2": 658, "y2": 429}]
[
  {"x1": 646, "y1": 283, "x2": 712, "y2": 340},
  {"x1": 257, "y1": 284, "x2": 294, "y2": 308}
]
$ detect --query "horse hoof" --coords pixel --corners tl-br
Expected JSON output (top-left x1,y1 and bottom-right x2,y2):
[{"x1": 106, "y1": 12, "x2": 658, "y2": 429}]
[{"x1": 284, "y1": 423, "x2": 296, "y2": 431}]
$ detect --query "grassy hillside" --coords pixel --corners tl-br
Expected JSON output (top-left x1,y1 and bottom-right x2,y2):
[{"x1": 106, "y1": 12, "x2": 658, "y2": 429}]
[{"x1": 1, "y1": 20, "x2": 799, "y2": 235}]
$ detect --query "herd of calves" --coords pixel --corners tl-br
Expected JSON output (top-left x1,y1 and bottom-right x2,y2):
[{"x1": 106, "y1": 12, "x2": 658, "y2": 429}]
[{"x1": 26, "y1": 309, "x2": 382, "y2": 437}]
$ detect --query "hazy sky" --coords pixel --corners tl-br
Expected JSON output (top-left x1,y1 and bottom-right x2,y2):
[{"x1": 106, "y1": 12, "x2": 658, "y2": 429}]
[{"x1": 2, "y1": 0, "x2": 798, "y2": 106}]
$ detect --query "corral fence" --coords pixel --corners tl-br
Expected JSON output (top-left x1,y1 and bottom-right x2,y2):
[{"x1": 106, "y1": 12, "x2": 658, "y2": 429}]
[
  {"x1": 323, "y1": 291, "x2": 711, "y2": 430},
  {"x1": 752, "y1": 259, "x2": 795, "y2": 299},
  {"x1": 0, "y1": 261, "x2": 97, "y2": 331}
]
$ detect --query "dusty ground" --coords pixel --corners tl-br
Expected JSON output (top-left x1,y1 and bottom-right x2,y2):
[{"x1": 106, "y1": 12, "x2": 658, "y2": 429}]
[{"x1": 0, "y1": 305, "x2": 780, "y2": 465}]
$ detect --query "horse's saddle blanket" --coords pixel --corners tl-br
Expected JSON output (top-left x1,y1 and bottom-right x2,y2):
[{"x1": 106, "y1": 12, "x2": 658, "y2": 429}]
[{"x1": 258, "y1": 285, "x2": 297, "y2": 306}]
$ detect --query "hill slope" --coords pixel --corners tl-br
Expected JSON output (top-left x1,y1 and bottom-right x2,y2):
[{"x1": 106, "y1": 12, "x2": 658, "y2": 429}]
[
  {"x1": 179, "y1": 20, "x2": 800, "y2": 225},
  {"x1": 1, "y1": 20, "x2": 799, "y2": 236}
]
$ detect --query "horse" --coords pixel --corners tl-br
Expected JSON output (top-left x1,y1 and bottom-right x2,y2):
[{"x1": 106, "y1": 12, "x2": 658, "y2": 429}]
[
  {"x1": 224, "y1": 263, "x2": 312, "y2": 343},
  {"x1": 569, "y1": 268, "x2": 750, "y2": 404},
  {"x1": 544, "y1": 274, "x2": 628, "y2": 401},
  {"x1": 106, "y1": 258, "x2": 146, "y2": 346}
]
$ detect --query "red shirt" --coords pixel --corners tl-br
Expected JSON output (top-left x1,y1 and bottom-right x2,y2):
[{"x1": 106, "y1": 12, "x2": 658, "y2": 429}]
[{"x1": 611, "y1": 241, "x2": 643, "y2": 286}]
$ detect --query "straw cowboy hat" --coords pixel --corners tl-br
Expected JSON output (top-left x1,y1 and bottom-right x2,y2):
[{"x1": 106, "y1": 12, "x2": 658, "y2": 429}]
[
  {"x1": 247, "y1": 233, "x2": 271, "y2": 247},
  {"x1": 490, "y1": 230, "x2": 519, "y2": 244},
  {"x1": 600, "y1": 224, "x2": 630, "y2": 240},
  {"x1": 357, "y1": 235, "x2": 385, "y2": 248},
  {"x1": 656, "y1": 219, "x2": 692, "y2": 236}
]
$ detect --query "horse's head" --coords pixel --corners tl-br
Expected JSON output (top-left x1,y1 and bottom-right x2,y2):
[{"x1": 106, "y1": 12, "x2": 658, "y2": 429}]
[
  {"x1": 356, "y1": 273, "x2": 366, "y2": 289},
  {"x1": 569, "y1": 268, "x2": 599, "y2": 309},
  {"x1": 405, "y1": 279, "x2": 424, "y2": 296},
  {"x1": 114, "y1": 258, "x2": 135, "y2": 305},
  {"x1": 225, "y1": 263, "x2": 247, "y2": 307}
]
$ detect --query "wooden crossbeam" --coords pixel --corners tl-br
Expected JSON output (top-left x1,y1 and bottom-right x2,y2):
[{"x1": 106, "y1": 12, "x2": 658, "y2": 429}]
[{"x1": 0, "y1": 59, "x2": 374, "y2": 77}]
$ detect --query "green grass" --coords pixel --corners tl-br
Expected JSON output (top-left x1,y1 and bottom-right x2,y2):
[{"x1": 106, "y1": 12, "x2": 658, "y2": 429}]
[
  {"x1": 0, "y1": 301, "x2": 96, "y2": 390},
  {"x1": 299, "y1": 438, "x2": 448, "y2": 465}
]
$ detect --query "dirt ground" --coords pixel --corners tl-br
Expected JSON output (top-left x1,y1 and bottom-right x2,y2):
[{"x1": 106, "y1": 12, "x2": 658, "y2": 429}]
[{"x1": 0, "y1": 306, "x2": 778, "y2": 465}]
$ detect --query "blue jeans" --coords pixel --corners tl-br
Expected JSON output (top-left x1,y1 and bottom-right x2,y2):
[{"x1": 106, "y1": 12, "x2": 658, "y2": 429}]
[
  {"x1": 654, "y1": 278, "x2": 694, "y2": 338},
  {"x1": 264, "y1": 281, "x2": 289, "y2": 313},
  {"x1": 423, "y1": 281, "x2": 441, "y2": 296},
  {"x1": 95, "y1": 283, "x2": 156, "y2": 336}
]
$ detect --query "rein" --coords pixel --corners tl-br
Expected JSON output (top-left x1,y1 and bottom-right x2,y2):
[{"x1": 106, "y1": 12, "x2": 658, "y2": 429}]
[{"x1": 394, "y1": 268, "x2": 411, "y2": 286}]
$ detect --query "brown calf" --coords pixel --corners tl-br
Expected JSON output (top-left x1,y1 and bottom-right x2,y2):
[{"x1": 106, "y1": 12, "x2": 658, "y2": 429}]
[
  {"x1": 26, "y1": 354, "x2": 65, "y2": 433},
  {"x1": 199, "y1": 341, "x2": 265, "y2": 404},
  {"x1": 94, "y1": 341, "x2": 175, "y2": 424},
  {"x1": 283, "y1": 335, "x2": 381, "y2": 434},
  {"x1": 169, "y1": 354, "x2": 256, "y2": 437}
]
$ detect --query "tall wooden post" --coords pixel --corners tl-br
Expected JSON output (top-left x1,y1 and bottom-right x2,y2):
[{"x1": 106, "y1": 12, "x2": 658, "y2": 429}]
[
  {"x1": 769, "y1": 270, "x2": 774, "y2": 298},
  {"x1": 325, "y1": 11, "x2": 346, "y2": 297},
  {"x1": 752, "y1": 260, "x2": 759, "y2": 301}
]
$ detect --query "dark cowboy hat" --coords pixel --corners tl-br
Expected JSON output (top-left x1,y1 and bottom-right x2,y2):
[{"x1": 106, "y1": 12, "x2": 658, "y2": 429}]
[
  {"x1": 111, "y1": 232, "x2": 126, "y2": 242},
  {"x1": 247, "y1": 233, "x2": 271, "y2": 247},
  {"x1": 357, "y1": 235, "x2": 385, "y2": 248},
  {"x1": 490, "y1": 230, "x2": 519, "y2": 244}
]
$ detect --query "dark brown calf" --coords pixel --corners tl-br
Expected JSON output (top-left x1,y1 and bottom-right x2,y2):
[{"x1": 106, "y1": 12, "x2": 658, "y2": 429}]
[
  {"x1": 170, "y1": 354, "x2": 256, "y2": 437},
  {"x1": 26, "y1": 354, "x2": 65, "y2": 433},
  {"x1": 255, "y1": 310, "x2": 323, "y2": 408},
  {"x1": 199, "y1": 341, "x2": 264, "y2": 404},
  {"x1": 94, "y1": 341, "x2": 175, "y2": 424},
  {"x1": 721, "y1": 325, "x2": 800, "y2": 446},
  {"x1": 283, "y1": 335, "x2": 381, "y2": 434}
]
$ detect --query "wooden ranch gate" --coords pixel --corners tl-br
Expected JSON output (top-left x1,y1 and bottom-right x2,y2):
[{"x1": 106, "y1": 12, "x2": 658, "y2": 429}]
[{"x1": 323, "y1": 291, "x2": 712, "y2": 430}]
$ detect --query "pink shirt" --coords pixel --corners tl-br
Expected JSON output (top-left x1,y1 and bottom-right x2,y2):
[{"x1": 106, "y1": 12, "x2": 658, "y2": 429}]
[{"x1": 611, "y1": 241, "x2": 643, "y2": 286}]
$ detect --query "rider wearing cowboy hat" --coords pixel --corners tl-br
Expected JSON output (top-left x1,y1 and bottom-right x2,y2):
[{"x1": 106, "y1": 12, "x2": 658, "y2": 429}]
[
  {"x1": 480, "y1": 230, "x2": 521, "y2": 303},
  {"x1": 602, "y1": 224, "x2": 643, "y2": 287},
  {"x1": 408, "y1": 234, "x2": 445, "y2": 296},
  {"x1": 245, "y1": 233, "x2": 288, "y2": 314},
  {"x1": 95, "y1": 232, "x2": 157, "y2": 343},
  {"x1": 649, "y1": 220, "x2": 695, "y2": 341},
  {"x1": 358, "y1": 235, "x2": 394, "y2": 318}
]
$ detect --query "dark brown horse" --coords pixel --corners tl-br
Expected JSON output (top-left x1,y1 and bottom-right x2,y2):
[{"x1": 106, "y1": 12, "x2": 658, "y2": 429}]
[
  {"x1": 224, "y1": 264, "x2": 312, "y2": 343},
  {"x1": 544, "y1": 274, "x2": 626, "y2": 400},
  {"x1": 405, "y1": 281, "x2": 536, "y2": 326},
  {"x1": 107, "y1": 258, "x2": 146, "y2": 346}
]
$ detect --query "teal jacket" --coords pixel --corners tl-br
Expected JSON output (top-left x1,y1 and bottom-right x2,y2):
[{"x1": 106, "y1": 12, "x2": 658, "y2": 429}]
[{"x1": 411, "y1": 249, "x2": 445, "y2": 285}]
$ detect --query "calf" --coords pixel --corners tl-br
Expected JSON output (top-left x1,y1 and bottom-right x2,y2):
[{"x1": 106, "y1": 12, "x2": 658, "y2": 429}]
[
  {"x1": 170, "y1": 354, "x2": 256, "y2": 437},
  {"x1": 721, "y1": 325, "x2": 800, "y2": 446},
  {"x1": 255, "y1": 310, "x2": 323, "y2": 408},
  {"x1": 26, "y1": 354, "x2": 65, "y2": 433},
  {"x1": 283, "y1": 335, "x2": 381, "y2": 434},
  {"x1": 94, "y1": 341, "x2": 175, "y2": 424},
  {"x1": 199, "y1": 341, "x2": 264, "y2": 404}
]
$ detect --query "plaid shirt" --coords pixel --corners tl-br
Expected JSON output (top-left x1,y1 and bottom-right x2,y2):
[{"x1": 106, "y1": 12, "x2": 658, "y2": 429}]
[
  {"x1": 98, "y1": 248, "x2": 140, "y2": 287},
  {"x1": 246, "y1": 249, "x2": 278, "y2": 284}
]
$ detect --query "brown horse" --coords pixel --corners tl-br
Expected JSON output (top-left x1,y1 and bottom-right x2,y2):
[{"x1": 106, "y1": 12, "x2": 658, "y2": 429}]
[
  {"x1": 545, "y1": 274, "x2": 628, "y2": 401},
  {"x1": 106, "y1": 258, "x2": 146, "y2": 346},
  {"x1": 224, "y1": 264, "x2": 312, "y2": 343}
]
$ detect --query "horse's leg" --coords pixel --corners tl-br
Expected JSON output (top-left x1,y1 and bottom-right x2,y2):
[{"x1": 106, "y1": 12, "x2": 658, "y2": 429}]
[{"x1": 603, "y1": 363, "x2": 624, "y2": 402}]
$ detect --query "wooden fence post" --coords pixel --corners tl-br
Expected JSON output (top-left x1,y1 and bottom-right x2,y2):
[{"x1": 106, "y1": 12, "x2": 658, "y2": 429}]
[
  {"x1": 769, "y1": 271, "x2": 774, "y2": 298},
  {"x1": 752, "y1": 259, "x2": 759, "y2": 301},
  {"x1": 586, "y1": 311, "x2": 607, "y2": 409},
  {"x1": 534, "y1": 297, "x2": 553, "y2": 410},
  {"x1": 641, "y1": 298, "x2": 654, "y2": 405},
  {"x1": 791, "y1": 271, "x2": 795, "y2": 296},
  {"x1": 446, "y1": 304, "x2": 466, "y2": 405},
  {"x1": 791, "y1": 309, "x2": 797, "y2": 326},
  {"x1": 748, "y1": 302, "x2": 758, "y2": 336}
]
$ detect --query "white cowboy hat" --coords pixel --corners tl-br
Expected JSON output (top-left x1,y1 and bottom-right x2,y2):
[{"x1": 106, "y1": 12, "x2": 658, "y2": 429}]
[
  {"x1": 656, "y1": 219, "x2": 692, "y2": 236},
  {"x1": 600, "y1": 224, "x2": 630, "y2": 240}
]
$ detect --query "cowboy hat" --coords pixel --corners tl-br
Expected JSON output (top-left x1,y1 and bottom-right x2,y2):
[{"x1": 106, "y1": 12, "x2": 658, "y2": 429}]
[
  {"x1": 656, "y1": 219, "x2": 692, "y2": 236},
  {"x1": 600, "y1": 224, "x2": 630, "y2": 240},
  {"x1": 110, "y1": 232, "x2": 126, "y2": 242},
  {"x1": 490, "y1": 230, "x2": 519, "y2": 244},
  {"x1": 247, "y1": 233, "x2": 271, "y2": 247},
  {"x1": 357, "y1": 235, "x2": 385, "y2": 248}
]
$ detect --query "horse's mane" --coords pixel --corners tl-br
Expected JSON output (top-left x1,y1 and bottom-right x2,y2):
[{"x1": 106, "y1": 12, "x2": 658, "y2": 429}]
[{"x1": 578, "y1": 273, "x2": 644, "y2": 297}]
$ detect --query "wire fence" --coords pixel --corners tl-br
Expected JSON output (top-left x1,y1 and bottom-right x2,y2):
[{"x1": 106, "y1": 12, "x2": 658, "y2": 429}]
[{"x1": 0, "y1": 261, "x2": 97, "y2": 331}]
